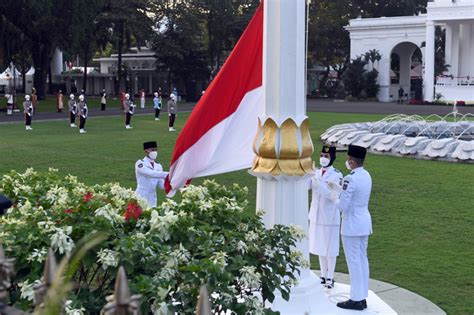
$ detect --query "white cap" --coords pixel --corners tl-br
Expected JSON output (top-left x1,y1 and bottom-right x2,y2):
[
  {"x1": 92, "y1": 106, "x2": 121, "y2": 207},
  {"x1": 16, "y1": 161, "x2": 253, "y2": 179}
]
[
  {"x1": 125, "y1": 93, "x2": 130, "y2": 99},
  {"x1": 154, "y1": 92, "x2": 158, "y2": 97},
  {"x1": 70, "y1": 94, "x2": 75, "y2": 99},
  {"x1": 25, "y1": 95, "x2": 30, "y2": 101},
  {"x1": 170, "y1": 93, "x2": 176, "y2": 100},
  {"x1": 79, "y1": 95, "x2": 84, "y2": 101}
]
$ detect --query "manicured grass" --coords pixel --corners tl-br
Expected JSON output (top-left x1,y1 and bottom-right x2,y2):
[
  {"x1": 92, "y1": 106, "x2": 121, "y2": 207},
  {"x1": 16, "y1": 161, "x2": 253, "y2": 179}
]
[{"x1": 0, "y1": 112, "x2": 472, "y2": 314}]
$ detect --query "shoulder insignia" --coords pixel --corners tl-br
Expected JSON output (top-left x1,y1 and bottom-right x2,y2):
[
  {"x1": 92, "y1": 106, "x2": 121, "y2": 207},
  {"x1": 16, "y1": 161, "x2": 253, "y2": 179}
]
[
  {"x1": 343, "y1": 179, "x2": 349, "y2": 190},
  {"x1": 350, "y1": 171, "x2": 355, "y2": 175},
  {"x1": 138, "y1": 163, "x2": 143, "y2": 168}
]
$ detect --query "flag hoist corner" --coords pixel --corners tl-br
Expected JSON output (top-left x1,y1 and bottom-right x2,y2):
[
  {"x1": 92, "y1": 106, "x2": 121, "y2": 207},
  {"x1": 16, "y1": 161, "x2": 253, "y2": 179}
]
[{"x1": 165, "y1": 4, "x2": 264, "y2": 197}]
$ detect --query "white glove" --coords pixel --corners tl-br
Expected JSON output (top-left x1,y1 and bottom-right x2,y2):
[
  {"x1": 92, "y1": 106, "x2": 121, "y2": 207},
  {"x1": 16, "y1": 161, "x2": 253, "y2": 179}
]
[{"x1": 327, "y1": 180, "x2": 342, "y2": 193}]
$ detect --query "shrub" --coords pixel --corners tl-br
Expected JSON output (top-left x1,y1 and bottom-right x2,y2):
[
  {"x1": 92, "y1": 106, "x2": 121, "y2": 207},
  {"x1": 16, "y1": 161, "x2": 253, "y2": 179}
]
[{"x1": 0, "y1": 169, "x2": 305, "y2": 314}]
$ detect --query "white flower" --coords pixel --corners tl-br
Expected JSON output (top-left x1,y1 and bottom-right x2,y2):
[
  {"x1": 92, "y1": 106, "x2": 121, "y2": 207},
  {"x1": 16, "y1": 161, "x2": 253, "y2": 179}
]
[
  {"x1": 246, "y1": 296, "x2": 265, "y2": 314},
  {"x1": 24, "y1": 168, "x2": 37, "y2": 177},
  {"x1": 46, "y1": 185, "x2": 70, "y2": 206},
  {"x1": 289, "y1": 224, "x2": 306, "y2": 240},
  {"x1": 172, "y1": 243, "x2": 190, "y2": 263},
  {"x1": 50, "y1": 226, "x2": 75, "y2": 255},
  {"x1": 264, "y1": 245, "x2": 275, "y2": 259},
  {"x1": 239, "y1": 266, "x2": 261, "y2": 288},
  {"x1": 236, "y1": 240, "x2": 248, "y2": 254},
  {"x1": 19, "y1": 279, "x2": 41, "y2": 301},
  {"x1": 152, "y1": 301, "x2": 171, "y2": 315},
  {"x1": 38, "y1": 220, "x2": 56, "y2": 233},
  {"x1": 48, "y1": 167, "x2": 59, "y2": 172},
  {"x1": 289, "y1": 249, "x2": 310, "y2": 269},
  {"x1": 97, "y1": 249, "x2": 120, "y2": 270},
  {"x1": 245, "y1": 231, "x2": 259, "y2": 243},
  {"x1": 180, "y1": 185, "x2": 208, "y2": 201},
  {"x1": 17, "y1": 200, "x2": 32, "y2": 216},
  {"x1": 210, "y1": 251, "x2": 227, "y2": 270},
  {"x1": 149, "y1": 210, "x2": 179, "y2": 241},
  {"x1": 27, "y1": 248, "x2": 48, "y2": 263},
  {"x1": 94, "y1": 204, "x2": 124, "y2": 225},
  {"x1": 64, "y1": 300, "x2": 86, "y2": 315}
]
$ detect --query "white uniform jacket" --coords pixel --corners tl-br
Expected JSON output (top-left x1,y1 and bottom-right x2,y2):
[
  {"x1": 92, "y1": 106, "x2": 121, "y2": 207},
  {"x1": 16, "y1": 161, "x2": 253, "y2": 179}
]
[
  {"x1": 339, "y1": 167, "x2": 373, "y2": 236},
  {"x1": 135, "y1": 156, "x2": 168, "y2": 208},
  {"x1": 308, "y1": 166, "x2": 343, "y2": 226}
]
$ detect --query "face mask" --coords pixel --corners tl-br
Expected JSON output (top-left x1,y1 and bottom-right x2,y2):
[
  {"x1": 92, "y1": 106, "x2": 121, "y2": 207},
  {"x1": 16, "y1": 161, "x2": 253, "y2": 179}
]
[
  {"x1": 148, "y1": 151, "x2": 158, "y2": 160},
  {"x1": 345, "y1": 160, "x2": 352, "y2": 170},
  {"x1": 319, "y1": 157, "x2": 330, "y2": 168}
]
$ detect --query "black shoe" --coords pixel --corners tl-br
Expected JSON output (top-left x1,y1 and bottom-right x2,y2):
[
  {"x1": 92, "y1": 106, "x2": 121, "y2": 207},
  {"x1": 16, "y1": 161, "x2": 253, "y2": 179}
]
[
  {"x1": 336, "y1": 299, "x2": 365, "y2": 311},
  {"x1": 320, "y1": 277, "x2": 326, "y2": 285},
  {"x1": 362, "y1": 299, "x2": 367, "y2": 309},
  {"x1": 324, "y1": 278, "x2": 335, "y2": 289}
]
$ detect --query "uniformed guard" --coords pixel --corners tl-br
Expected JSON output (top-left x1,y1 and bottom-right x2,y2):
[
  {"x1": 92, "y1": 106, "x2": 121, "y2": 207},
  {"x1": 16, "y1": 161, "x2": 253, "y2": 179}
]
[
  {"x1": 135, "y1": 141, "x2": 168, "y2": 208},
  {"x1": 153, "y1": 92, "x2": 161, "y2": 121},
  {"x1": 68, "y1": 94, "x2": 77, "y2": 127},
  {"x1": 23, "y1": 95, "x2": 33, "y2": 130},
  {"x1": 124, "y1": 93, "x2": 135, "y2": 129},
  {"x1": 308, "y1": 145, "x2": 343, "y2": 289},
  {"x1": 337, "y1": 144, "x2": 372, "y2": 311},
  {"x1": 167, "y1": 93, "x2": 178, "y2": 131},
  {"x1": 78, "y1": 94, "x2": 88, "y2": 134},
  {"x1": 100, "y1": 89, "x2": 107, "y2": 111}
]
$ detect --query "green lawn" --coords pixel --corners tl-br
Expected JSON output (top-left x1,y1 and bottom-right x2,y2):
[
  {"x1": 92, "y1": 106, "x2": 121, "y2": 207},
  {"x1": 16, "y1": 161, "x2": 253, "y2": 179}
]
[{"x1": 0, "y1": 112, "x2": 472, "y2": 314}]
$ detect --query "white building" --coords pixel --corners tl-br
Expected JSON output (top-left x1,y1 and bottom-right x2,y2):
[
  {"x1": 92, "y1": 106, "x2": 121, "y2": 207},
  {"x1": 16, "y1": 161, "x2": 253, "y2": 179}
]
[{"x1": 346, "y1": 0, "x2": 474, "y2": 103}]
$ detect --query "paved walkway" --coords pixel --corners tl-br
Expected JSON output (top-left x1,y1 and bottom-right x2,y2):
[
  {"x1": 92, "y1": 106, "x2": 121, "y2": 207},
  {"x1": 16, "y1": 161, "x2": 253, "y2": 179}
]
[
  {"x1": 318, "y1": 271, "x2": 446, "y2": 315},
  {"x1": 0, "y1": 99, "x2": 472, "y2": 123}
]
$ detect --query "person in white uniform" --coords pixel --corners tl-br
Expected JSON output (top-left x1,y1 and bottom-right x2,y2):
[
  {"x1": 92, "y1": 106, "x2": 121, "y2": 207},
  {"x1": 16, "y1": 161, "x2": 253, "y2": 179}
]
[
  {"x1": 337, "y1": 144, "x2": 372, "y2": 311},
  {"x1": 308, "y1": 145, "x2": 343, "y2": 289},
  {"x1": 135, "y1": 141, "x2": 169, "y2": 208}
]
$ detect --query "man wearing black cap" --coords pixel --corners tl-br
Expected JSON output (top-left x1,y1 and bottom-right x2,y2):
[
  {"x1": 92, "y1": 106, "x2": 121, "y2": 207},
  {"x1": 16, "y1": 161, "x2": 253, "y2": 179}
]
[
  {"x1": 135, "y1": 141, "x2": 169, "y2": 208},
  {"x1": 337, "y1": 144, "x2": 373, "y2": 311},
  {"x1": 308, "y1": 145, "x2": 343, "y2": 289}
]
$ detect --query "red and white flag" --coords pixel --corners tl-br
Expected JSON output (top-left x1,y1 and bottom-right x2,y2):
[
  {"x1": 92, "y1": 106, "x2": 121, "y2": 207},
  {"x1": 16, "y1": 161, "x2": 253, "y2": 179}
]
[{"x1": 165, "y1": 4, "x2": 263, "y2": 197}]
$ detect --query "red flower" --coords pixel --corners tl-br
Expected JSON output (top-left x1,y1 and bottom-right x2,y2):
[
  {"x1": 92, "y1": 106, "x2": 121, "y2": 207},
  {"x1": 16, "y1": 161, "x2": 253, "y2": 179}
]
[
  {"x1": 64, "y1": 208, "x2": 73, "y2": 214},
  {"x1": 83, "y1": 192, "x2": 93, "y2": 203},
  {"x1": 125, "y1": 202, "x2": 142, "y2": 222}
]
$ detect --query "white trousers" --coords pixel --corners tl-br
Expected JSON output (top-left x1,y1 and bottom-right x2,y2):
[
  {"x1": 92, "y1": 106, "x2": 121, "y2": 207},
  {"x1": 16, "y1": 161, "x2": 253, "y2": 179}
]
[
  {"x1": 342, "y1": 235, "x2": 369, "y2": 301},
  {"x1": 135, "y1": 188, "x2": 157, "y2": 208},
  {"x1": 319, "y1": 256, "x2": 337, "y2": 279}
]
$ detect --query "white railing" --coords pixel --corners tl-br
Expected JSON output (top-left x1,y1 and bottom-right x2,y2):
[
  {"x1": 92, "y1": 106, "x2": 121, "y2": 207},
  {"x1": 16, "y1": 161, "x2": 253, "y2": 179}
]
[{"x1": 436, "y1": 76, "x2": 474, "y2": 86}]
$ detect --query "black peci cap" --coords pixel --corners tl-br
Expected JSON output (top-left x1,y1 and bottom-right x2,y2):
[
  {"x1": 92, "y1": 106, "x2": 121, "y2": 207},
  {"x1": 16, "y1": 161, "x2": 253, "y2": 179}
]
[
  {"x1": 143, "y1": 141, "x2": 157, "y2": 150},
  {"x1": 348, "y1": 144, "x2": 367, "y2": 159},
  {"x1": 0, "y1": 195, "x2": 12, "y2": 215}
]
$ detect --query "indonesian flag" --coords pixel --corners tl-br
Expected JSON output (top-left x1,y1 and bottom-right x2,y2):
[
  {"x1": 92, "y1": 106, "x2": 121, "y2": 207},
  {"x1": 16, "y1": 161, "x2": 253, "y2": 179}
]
[{"x1": 164, "y1": 4, "x2": 263, "y2": 197}]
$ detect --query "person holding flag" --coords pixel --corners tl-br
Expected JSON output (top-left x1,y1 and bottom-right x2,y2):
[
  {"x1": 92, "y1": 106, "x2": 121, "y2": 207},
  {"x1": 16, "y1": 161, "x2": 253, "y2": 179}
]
[{"x1": 135, "y1": 141, "x2": 169, "y2": 208}]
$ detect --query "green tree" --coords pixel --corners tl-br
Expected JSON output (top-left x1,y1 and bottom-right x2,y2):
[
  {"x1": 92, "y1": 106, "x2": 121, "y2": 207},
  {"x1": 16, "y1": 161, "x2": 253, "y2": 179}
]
[
  {"x1": 152, "y1": 1, "x2": 210, "y2": 100},
  {"x1": 0, "y1": 0, "x2": 74, "y2": 99},
  {"x1": 343, "y1": 56, "x2": 367, "y2": 98},
  {"x1": 99, "y1": 0, "x2": 154, "y2": 95}
]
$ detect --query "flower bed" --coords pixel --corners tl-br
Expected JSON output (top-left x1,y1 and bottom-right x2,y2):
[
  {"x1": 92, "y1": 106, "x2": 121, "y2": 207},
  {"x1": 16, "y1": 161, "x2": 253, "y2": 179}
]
[{"x1": 0, "y1": 169, "x2": 304, "y2": 314}]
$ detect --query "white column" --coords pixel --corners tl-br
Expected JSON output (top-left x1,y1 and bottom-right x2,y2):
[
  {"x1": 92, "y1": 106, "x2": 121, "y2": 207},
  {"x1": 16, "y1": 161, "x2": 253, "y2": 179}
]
[
  {"x1": 459, "y1": 23, "x2": 471, "y2": 77},
  {"x1": 424, "y1": 20, "x2": 435, "y2": 102},
  {"x1": 470, "y1": 24, "x2": 474, "y2": 77},
  {"x1": 256, "y1": 1, "x2": 335, "y2": 313},
  {"x1": 445, "y1": 24, "x2": 452, "y2": 67},
  {"x1": 377, "y1": 57, "x2": 391, "y2": 102},
  {"x1": 451, "y1": 23, "x2": 460, "y2": 77},
  {"x1": 51, "y1": 48, "x2": 63, "y2": 77}
]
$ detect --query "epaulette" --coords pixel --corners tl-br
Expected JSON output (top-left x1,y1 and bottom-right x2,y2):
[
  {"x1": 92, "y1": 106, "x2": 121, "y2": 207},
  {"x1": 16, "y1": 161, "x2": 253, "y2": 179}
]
[
  {"x1": 334, "y1": 169, "x2": 342, "y2": 174},
  {"x1": 349, "y1": 171, "x2": 355, "y2": 175}
]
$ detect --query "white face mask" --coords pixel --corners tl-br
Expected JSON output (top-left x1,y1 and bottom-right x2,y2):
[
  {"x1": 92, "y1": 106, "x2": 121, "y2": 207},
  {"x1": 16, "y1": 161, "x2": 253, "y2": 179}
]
[
  {"x1": 345, "y1": 160, "x2": 352, "y2": 170},
  {"x1": 148, "y1": 151, "x2": 158, "y2": 160},
  {"x1": 319, "y1": 157, "x2": 330, "y2": 168}
]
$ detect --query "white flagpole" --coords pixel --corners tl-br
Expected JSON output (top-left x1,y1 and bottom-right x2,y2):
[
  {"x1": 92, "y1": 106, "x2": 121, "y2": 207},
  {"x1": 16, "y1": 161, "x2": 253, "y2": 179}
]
[{"x1": 252, "y1": 0, "x2": 343, "y2": 313}]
